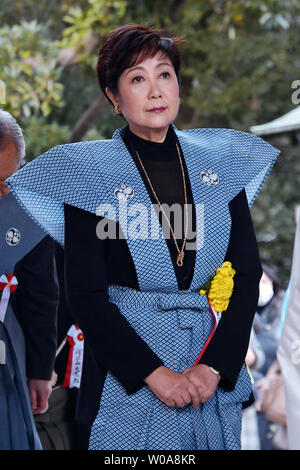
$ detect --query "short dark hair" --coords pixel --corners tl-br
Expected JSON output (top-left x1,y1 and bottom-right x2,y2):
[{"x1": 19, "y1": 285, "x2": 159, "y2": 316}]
[{"x1": 97, "y1": 24, "x2": 184, "y2": 105}]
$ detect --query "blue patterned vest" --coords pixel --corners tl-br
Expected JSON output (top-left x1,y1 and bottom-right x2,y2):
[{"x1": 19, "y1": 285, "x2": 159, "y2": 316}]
[{"x1": 6, "y1": 125, "x2": 279, "y2": 449}]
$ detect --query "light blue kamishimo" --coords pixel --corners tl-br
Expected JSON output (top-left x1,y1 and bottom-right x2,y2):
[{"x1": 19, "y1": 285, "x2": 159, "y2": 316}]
[{"x1": 6, "y1": 125, "x2": 280, "y2": 450}]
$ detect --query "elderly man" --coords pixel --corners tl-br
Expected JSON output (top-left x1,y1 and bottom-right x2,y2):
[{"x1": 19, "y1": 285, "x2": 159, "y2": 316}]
[{"x1": 0, "y1": 109, "x2": 58, "y2": 450}]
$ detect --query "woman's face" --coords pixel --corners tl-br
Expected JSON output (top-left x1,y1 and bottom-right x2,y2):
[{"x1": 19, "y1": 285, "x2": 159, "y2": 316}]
[{"x1": 106, "y1": 52, "x2": 180, "y2": 142}]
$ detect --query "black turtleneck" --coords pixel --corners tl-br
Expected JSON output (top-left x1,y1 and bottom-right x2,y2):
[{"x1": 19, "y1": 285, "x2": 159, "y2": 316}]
[
  {"x1": 64, "y1": 125, "x2": 261, "y2": 425},
  {"x1": 123, "y1": 125, "x2": 196, "y2": 291}
]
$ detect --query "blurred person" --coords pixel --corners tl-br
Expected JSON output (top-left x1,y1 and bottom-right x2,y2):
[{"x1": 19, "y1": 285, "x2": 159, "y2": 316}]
[
  {"x1": 244, "y1": 266, "x2": 285, "y2": 450},
  {"x1": 0, "y1": 109, "x2": 58, "y2": 449},
  {"x1": 278, "y1": 207, "x2": 300, "y2": 450},
  {"x1": 241, "y1": 328, "x2": 265, "y2": 450},
  {"x1": 6, "y1": 25, "x2": 280, "y2": 450},
  {"x1": 34, "y1": 244, "x2": 91, "y2": 450},
  {"x1": 254, "y1": 266, "x2": 284, "y2": 373},
  {"x1": 0, "y1": 111, "x2": 88, "y2": 450}
]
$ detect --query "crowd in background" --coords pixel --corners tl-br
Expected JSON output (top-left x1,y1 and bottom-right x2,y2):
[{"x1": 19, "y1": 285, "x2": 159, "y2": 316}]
[{"x1": 242, "y1": 266, "x2": 288, "y2": 450}]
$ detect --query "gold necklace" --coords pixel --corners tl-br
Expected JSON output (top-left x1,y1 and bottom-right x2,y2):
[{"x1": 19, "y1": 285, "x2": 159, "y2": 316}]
[{"x1": 135, "y1": 143, "x2": 189, "y2": 267}]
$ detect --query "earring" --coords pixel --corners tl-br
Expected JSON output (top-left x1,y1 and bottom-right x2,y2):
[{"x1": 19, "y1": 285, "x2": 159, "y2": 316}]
[{"x1": 115, "y1": 104, "x2": 121, "y2": 114}]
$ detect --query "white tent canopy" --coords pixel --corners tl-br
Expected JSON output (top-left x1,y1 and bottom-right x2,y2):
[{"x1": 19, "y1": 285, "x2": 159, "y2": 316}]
[{"x1": 250, "y1": 106, "x2": 300, "y2": 136}]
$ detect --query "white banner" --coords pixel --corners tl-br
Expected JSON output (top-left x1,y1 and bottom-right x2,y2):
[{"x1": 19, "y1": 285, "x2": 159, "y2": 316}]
[
  {"x1": 63, "y1": 324, "x2": 84, "y2": 389},
  {"x1": 0, "y1": 274, "x2": 18, "y2": 323}
]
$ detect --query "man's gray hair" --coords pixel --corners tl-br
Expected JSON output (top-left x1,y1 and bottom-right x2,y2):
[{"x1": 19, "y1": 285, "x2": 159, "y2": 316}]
[{"x1": 0, "y1": 109, "x2": 26, "y2": 167}]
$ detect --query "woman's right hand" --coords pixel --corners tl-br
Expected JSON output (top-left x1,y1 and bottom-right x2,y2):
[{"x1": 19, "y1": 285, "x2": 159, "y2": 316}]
[{"x1": 144, "y1": 365, "x2": 200, "y2": 408}]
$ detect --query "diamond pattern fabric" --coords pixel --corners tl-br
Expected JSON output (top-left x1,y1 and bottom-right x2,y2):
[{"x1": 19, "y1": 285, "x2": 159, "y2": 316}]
[
  {"x1": 89, "y1": 286, "x2": 252, "y2": 450},
  {"x1": 6, "y1": 125, "x2": 280, "y2": 449}
]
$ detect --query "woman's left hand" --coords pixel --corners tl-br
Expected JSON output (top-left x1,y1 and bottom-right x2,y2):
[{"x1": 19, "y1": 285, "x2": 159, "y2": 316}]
[{"x1": 182, "y1": 364, "x2": 220, "y2": 406}]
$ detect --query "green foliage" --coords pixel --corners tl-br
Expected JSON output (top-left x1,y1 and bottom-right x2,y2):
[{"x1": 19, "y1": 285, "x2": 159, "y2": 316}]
[
  {"x1": 58, "y1": 0, "x2": 127, "y2": 68},
  {"x1": 23, "y1": 116, "x2": 70, "y2": 161},
  {"x1": 62, "y1": 0, "x2": 127, "y2": 37},
  {"x1": 0, "y1": 21, "x2": 64, "y2": 119}
]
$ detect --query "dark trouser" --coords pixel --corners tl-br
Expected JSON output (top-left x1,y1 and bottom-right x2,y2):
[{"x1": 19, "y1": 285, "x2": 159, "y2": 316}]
[{"x1": 34, "y1": 387, "x2": 90, "y2": 450}]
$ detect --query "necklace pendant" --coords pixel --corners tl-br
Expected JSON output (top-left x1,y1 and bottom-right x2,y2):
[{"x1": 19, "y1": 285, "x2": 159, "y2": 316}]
[{"x1": 177, "y1": 252, "x2": 184, "y2": 267}]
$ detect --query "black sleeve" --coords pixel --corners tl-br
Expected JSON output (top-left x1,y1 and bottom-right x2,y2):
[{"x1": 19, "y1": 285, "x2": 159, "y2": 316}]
[
  {"x1": 13, "y1": 235, "x2": 59, "y2": 380},
  {"x1": 199, "y1": 189, "x2": 262, "y2": 391},
  {"x1": 52, "y1": 243, "x2": 78, "y2": 385},
  {"x1": 64, "y1": 203, "x2": 164, "y2": 395}
]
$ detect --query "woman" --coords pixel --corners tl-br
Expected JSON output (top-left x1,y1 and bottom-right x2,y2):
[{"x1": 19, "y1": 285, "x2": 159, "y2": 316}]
[{"x1": 6, "y1": 24, "x2": 280, "y2": 450}]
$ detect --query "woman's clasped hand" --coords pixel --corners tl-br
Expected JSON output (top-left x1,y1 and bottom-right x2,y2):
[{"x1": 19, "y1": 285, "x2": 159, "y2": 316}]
[{"x1": 144, "y1": 364, "x2": 220, "y2": 409}]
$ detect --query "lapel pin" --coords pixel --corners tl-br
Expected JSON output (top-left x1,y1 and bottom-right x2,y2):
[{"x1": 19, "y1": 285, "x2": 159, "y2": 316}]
[
  {"x1": 200, "y1": 170, "x2": 220, "y2": 187},
  {"x1": 114, "y1": 184, "x2": 135, "y2": 202},
  {"x1": 5, "y1": 228, "x2": 21, "y2": 246}
]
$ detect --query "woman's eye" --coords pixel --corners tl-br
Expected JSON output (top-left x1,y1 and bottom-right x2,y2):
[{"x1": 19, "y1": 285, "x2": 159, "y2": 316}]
[
  {"x1": 132, "y1": 76, "x2": 144, "y2": 83},
  {"x1": 160, "y1": 72, "x2": 170, "y2": 79}
]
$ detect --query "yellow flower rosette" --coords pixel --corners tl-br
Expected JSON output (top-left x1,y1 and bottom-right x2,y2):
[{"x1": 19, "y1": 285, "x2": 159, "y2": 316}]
[{"x1": 199, "y1": 261, "x2": 236, "y2": 313}]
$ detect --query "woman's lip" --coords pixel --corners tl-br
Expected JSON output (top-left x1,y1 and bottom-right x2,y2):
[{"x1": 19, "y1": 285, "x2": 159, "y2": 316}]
[{"x1": 147, "y1": 107, "x2": 166, "y2": 113}]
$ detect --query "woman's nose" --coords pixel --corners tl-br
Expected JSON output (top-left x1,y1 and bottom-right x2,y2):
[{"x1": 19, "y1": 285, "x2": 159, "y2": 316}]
[{"x1": 148, "y1": 81, "x2": 162, "y2": 99}]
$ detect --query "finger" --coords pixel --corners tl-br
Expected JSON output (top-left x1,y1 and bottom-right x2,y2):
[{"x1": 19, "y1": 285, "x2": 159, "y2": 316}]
[
  {"x1": 174, "y1": 397, "x2": 186, "y2": 408},
  {"x1": 36, "y1": 400, "x2": 49, "y2": 414},
  {"x1": 199, "y1": 396, "x2": 208, "y2": 404},
  {"x1": 165, "y1": 398, "x2": 176, "y2": 408},
  {"x1": 29, "y1": 387, "x2": 37, "y2": 413},
  {"x1": 37, "y1": 391, "x2": 48, "y2": 413},
  {"x1": 45, "y1": 383, "x2": 52, "y2": 400},
  {"x1": 199, "y1": 391, "x2": 213, "y2": 404},
  {"x1": 188, "y1": 382, "x2": 201, "y2": 410},
  {"x1": 180, "y1": 391, "x2": 192, "y2": 406},
  {"x1": 35, "y1": 396, "x2": 49, "y2": 414}
]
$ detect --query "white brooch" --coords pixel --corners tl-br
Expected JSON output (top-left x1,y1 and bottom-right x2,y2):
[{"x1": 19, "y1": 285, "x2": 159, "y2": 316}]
[
  {"x1": 200, "y1": 170, "x2": 220, "y2": 187},
  {"x1": 5, "y1": 228, "x2": 21, "y2": 246},
  {"x1": 114, "y1": 184, "x2": 135, "y2": 202}
]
